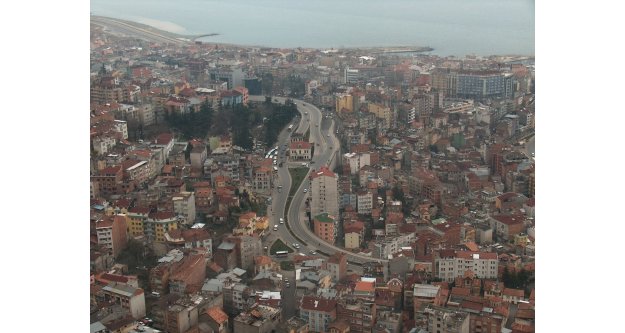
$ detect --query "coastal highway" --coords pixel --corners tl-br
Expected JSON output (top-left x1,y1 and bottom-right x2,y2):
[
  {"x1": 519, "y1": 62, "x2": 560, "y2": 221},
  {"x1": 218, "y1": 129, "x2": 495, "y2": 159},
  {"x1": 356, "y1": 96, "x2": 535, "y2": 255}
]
[
  {"x1": 91, "y1": 16, "x2": 191, "y2": 45},
  {"x1": 250, "y1": 96, "x2": 387, "y2": 268}
]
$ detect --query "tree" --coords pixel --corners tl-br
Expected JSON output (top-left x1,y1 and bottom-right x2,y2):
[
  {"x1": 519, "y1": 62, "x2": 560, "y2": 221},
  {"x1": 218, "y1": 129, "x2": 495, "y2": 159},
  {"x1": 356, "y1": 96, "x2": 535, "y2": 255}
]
[
  {"x1": 502, "y1": 266, "x2": 512, "y2": 287},
  {"x1": 392, "y1": 185, "x2": 405, "y2": 203},
  {"x1": 185, "y1": 141, "x2": 193, "y2": 161},
  {"x1": 261, "y1": 73, "x2": 274, "y2": 96},
  {"x1": 214, "y1": 107, "x2": 230, "y2": 136}
]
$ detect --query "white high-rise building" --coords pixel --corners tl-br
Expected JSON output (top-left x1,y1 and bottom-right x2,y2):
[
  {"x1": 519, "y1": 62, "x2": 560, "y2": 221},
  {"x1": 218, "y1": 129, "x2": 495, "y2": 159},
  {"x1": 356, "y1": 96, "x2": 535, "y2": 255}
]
[{"x1": 310, "y1": 167, "x2": 339, "y2": 219}]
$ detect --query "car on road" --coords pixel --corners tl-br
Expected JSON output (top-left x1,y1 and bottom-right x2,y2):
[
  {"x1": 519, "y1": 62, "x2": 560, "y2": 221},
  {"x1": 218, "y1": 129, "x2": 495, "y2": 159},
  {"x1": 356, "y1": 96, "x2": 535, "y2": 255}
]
[
  {"x1": 292, "y1": 243, "x2": 300, "y2": 249},
  {"x1": 284, "y1": 278, "x2": 289, "y2": 283},
  {"x1": 285, "y1": 282, "x2": 290, "y2": 287},
  {"x1": 310, "y1": 250, "x2": 317, "y2": 255},
  {"x1": 303, "y1": 188, "x2": 308, "y2": 193},
  {"x1": 279, "y1": 218, "x2": 284, "y2": 224},
  {"x1": 273, "y1": 225, "x2": 278, "y2": 231}
]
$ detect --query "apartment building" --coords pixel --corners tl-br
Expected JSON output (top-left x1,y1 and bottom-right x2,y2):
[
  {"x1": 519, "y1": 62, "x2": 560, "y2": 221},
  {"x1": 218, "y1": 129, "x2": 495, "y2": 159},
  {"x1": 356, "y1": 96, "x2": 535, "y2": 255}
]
[
  {"x1": 311, "y1": 167, "x2": 339, "y2": 219},
  {"x1": 300, "y1": 296, "x2": 337, "y2": 333},
  {"x1": 336, "y1": 296, "x2": 376, "y2": 333},
  {"x1": 101, "y1": 282, "x2": 146, "y2": 319},
  {"x1": 324, "y1": 252, "x2": 347, "y2": 283},
  {"x1": 95, "y1": 214, "x2": 128, "y2": 257},
  {"x1": 425, "y1": 305, "x2": 470, "y2": 333},
  {"x1": 172, "y1": 191, "x2": 196, "y2": 225},
  {"x1": 313, "y1": 213, "x2": 337, "y2": 245},
  {"x1": 433, "y1": 250, "x2": 498, "y2": 282}
]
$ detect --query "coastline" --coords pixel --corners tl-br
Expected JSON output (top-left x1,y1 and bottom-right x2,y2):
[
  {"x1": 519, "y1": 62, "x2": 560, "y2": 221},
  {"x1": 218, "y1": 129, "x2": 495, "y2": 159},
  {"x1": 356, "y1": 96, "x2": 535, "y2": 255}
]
[
  {"x1": 91, "y1": 15, "x2": 435, "y2": 53},
  {"x1": 91, "y1": 14, "x2": 534, "y2": 58}
]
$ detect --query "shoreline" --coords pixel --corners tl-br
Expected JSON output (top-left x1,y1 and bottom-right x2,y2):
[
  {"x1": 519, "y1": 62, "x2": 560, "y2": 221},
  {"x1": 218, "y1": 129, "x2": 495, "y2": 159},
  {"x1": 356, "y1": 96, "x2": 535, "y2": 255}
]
[
  {"x1": 91, "y1": 15, "x2": 436, "y2": 54},
  {"x1": 91, "y1": 15, "x2": 534, "y2": 58}
]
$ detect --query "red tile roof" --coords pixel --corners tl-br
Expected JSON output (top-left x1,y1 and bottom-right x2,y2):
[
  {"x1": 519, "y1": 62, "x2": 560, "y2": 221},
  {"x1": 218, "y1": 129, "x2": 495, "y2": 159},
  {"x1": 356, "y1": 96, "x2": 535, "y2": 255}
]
[
  {"x1": 148, "y1": 211, "x2": 176, "y2": 220},
  {"x1": 289, "y1": 141, "x2": 312, "y2": 150},
  {"x1": 155, "y1": 133, "x2": 173, "y2": 145},
  {"x1": 128, "y1": 206, "x2": 151, "y2": 215},
  {"x1": 451, "y1": 287, "x2": 471, "y2": 296},
  {"x1": 300, "y1": 296, "x2": 337, "y2": 312},
  {"x1": 344, "y1": 221, "x2": 364, "y2": 233},
  {"x1": 354, "y1": 281, "x2": 375, "y2": 292},
  {"x1": 311, "y1": 166, "x2": 336, "y2": 179},
  {"x1": 464, "y1": 241, "x2": 479, "y2": 252},
  {"x1": 255, "y1": 256, "x2": 273, "y2": 266},
  {"x1": 503, "y1": 288, "x2": 525, "y2": 298},
  {"x1": 455, "y1": 251, "x2": 498, "y2": 260},
  {"x1": 206, "y1": 307, "x2": 229, "y2": 324}
]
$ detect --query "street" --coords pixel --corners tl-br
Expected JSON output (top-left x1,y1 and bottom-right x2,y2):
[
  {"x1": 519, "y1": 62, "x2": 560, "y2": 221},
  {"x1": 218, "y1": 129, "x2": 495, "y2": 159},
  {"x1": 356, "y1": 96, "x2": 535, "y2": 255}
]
[{"x1": 250, "y1": 96, "x2": 386, "y2": 271}]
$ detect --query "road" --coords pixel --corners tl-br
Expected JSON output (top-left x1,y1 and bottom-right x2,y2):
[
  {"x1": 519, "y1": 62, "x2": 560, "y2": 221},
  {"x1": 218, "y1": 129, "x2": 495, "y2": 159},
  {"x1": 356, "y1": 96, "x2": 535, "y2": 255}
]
[
  {"x1": 250, "y1": 96, "x2": 387, "y2": 269},
  {"x1": 248, "y1": 96, "x2": 303, "y2": 256}
]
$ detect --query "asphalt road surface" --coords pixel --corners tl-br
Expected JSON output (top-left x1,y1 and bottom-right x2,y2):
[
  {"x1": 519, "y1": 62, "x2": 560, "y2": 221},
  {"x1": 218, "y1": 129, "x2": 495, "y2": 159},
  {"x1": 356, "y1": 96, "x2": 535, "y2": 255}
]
[{"x1": 249, "y1": 96, "x2": 386, "y2": 270}]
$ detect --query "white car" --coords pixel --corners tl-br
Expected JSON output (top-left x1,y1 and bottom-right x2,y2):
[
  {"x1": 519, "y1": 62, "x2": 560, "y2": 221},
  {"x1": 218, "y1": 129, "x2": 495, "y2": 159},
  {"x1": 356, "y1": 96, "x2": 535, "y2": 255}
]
[
  {"x1": 303, "y1": 188, "x2": 308, "y2": 193},
  {"x1": 279, "y1": 218, "x2": 284, "y2": 224}
]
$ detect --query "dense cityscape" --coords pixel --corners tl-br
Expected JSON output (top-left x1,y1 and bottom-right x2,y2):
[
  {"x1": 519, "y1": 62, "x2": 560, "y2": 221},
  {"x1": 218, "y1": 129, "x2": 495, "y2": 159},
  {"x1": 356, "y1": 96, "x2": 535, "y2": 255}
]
[{"x1": 90, "y1": 15, "x2": 535, "y2": 333}]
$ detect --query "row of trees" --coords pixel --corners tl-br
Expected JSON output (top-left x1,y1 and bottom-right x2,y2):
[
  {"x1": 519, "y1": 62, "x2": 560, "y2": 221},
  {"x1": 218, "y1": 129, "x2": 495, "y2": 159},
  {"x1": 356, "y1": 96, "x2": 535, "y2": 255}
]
[
  {"x1": 164, "y1": 99, "x2": 215, "y2": 140},
  {"x1": 502, "y1": 267, "x2": 534, "y2": 294},
  {"x1": 163, "y1": 98, "x2": 297, "y2": 150},
  {"x1": 163, "y1": 99, "x2": 265, "y2": 150},
  {"x1": 263, "y1": 98, "x2": 298, "y2": 147}
]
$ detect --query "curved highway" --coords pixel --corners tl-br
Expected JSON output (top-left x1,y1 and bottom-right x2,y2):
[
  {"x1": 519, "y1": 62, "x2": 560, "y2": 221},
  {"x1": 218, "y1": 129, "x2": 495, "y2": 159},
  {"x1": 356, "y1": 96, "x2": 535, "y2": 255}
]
[{"x1": 250, "y1": 96, "x2": 387, "y2": 266}]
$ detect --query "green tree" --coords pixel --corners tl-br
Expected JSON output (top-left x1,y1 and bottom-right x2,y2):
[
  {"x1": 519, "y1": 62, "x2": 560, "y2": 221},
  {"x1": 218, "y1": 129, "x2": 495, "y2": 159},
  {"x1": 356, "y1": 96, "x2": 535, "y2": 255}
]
[
  {"x1": 214, "y1": 108, "x2": 230, "y2": 136},
  {"x1": 261, "y1": 73, "x2": 274, "y2": 95},
  {"x1": 502, "y1": 266, "x2": 513, "y2": 287},
  {"x1": 232, "y1": 105, "x2": 253, "y2": 149},
  {"x1": 185, "y1": 141, "x2": 193, "y2": 161}
]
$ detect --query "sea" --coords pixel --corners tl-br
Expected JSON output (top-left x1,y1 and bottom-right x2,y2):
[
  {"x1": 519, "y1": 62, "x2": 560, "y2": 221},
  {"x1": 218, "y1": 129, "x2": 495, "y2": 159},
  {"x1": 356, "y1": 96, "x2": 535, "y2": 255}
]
[{"x1": 90, "y1": 0, "x2": 534, "y2": 57}]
